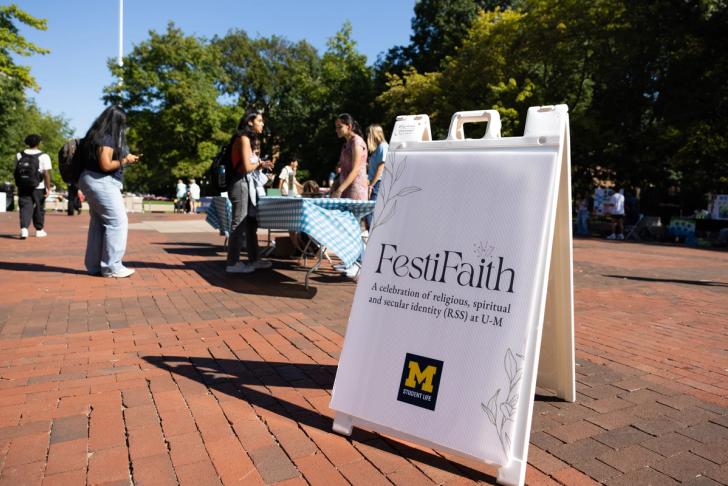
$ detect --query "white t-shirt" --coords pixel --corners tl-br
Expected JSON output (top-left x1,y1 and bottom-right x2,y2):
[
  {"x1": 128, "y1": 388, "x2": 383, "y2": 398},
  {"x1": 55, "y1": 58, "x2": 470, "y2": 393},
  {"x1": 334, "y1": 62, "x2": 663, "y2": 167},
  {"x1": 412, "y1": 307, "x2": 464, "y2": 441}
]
[
  {"x1": 610, "y1": 192, "x2": 625, "y2": 215},
  {"x1": 189, "y1": 183, "x2": 200, "y2": 200},
  {"x1": 16, "y1": 149, "x2": 52, "y2": 190},
  {"x1": 279, "y1": 165, "x2": 298, "y2": 196}
]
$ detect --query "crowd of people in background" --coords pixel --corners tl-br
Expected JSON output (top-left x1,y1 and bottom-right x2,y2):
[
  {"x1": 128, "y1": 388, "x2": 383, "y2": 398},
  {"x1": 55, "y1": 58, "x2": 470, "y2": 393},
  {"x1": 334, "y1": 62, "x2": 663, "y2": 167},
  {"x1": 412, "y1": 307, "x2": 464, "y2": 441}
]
[
  {"x1": 11, "y1": 106, "x2": 393, "y2": 280},
  {"x1": 175, "y1": 178, "x2": 201, "y2": 213}
]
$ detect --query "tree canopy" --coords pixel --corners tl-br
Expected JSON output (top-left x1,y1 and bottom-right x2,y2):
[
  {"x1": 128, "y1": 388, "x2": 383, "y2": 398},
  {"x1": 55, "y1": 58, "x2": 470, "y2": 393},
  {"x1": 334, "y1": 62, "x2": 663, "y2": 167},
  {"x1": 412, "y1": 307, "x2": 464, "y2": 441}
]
[
  {"x1": 2, "y1": 1, "x2": 726, "y2": 212},
  {"x1": 0, "y1": 4, "x2": 70, "y2": 189},
  {"x1": 105, "y1": 22, "x2": 374, "y2": 195},
  {"x1": 377, "y1": 0, "x2": 728, "y2": 209}
]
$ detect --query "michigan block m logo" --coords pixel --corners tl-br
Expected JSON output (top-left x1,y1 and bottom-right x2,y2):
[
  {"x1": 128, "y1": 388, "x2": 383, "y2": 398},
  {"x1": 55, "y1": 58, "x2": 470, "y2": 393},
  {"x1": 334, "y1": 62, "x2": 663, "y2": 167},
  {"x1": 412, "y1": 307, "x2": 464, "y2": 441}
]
[
  {"x1": 405, "y1": 361, "x2": 437, "y2": 392},
  {"x1": 397, "y1": 353, "x2": 444, "y2": 411}
]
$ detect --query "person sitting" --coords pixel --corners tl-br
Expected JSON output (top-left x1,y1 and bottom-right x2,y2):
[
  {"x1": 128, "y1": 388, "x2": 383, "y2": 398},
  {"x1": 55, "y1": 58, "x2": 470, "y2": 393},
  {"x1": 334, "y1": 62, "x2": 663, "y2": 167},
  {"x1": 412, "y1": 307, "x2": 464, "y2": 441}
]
[
  {"x1": 301, "y1": 180, "x2": 322, "y2": 198},
  {"x1": 286, "y1": 180, "x2": 324, "y2": 257}
]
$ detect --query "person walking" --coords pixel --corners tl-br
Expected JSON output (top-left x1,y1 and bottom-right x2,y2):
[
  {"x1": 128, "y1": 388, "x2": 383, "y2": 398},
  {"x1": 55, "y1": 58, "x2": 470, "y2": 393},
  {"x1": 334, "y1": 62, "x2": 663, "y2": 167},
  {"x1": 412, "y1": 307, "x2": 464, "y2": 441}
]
[
  {"x1": 77, "y1": 106, "x2": 140, "y2": 277},
  {"x1": 226, "y1": 110, "x2": 274, "y2": 274},
  {"x1": 331, "y1": 113, "x2": 368, "y2": 201},
  {"x1": 365, "y1": 124, "x2": 388, "y2": 229},
  {"x1": 576, "y1": 193, "x2": 590, "y2": 236},
  {"x1": 175, "y1": 179, "x2": 187, "y2": 213},
  {"x1": 607, "y1": 188, "x2": 625, "y2": 240},
  {"x1": 15, "y1": 134, "x2": 52, "y2": 238},
  {"x1": 188, "y1": 178, "x2": 200, "y2": 213}
]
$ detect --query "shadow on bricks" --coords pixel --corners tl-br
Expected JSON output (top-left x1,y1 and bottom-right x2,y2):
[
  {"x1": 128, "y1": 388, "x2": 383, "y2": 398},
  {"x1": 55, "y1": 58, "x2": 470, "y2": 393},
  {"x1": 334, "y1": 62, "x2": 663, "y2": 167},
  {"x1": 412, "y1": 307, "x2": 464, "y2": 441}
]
[
  {"x1": 144, "y1": 355, "x2": 499, "y2": 483},
  {"x1": 188, "y1": 260, "x2": 320, "y2": 298},
  {"x1": 0, "y1": 260, "x2": 85, "y2": 275},
  {"x1": 603, "y1": 274, "x2": 728, "y2": 287}
]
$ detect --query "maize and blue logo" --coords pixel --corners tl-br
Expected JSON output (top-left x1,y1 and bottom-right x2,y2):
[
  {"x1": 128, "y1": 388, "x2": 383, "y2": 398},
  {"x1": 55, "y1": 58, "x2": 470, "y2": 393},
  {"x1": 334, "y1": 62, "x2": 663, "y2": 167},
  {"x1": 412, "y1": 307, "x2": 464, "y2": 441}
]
[{"x1": 397, "y1": 353, "x2": 444, "y2": 411}]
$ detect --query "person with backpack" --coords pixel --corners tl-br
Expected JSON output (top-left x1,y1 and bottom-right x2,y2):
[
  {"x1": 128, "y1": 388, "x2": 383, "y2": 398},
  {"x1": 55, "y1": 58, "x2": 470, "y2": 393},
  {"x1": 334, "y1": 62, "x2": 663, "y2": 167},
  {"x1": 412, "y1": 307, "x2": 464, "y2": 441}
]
[
  {"x1": 15, "y1": 134, "x2": 52, "y2": 239},
  {"x1": 77, "y1": 106, "x2": 140, "y2": 278},
  {"x1": 226, "y1": 110, "x2": 274, "y2": 274}
]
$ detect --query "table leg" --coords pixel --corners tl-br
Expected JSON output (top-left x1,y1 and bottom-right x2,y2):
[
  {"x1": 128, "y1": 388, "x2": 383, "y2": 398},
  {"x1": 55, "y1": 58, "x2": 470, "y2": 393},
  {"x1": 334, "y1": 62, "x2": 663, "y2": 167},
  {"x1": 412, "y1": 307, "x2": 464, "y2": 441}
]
[{"x1": 305, "y1": 244, "x2": 327, "y2": 290}]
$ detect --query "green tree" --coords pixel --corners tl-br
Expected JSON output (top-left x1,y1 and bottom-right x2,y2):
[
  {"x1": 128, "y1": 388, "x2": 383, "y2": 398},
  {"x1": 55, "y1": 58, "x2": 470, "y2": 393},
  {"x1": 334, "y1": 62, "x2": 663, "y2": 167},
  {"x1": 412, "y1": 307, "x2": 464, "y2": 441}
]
[
  {"x1": 0, "y1": 94, "x2": 73, "y2": 188},
  {"x1": 312, "y1": 22, "x2": 375, "y2": 179},
  {"x1": 378, "y1": 0, "x2": 728, "y2": 211},
  {"x1": 216, "y1": 22, "x2": 374, "y2": 183},
  {"x1": 0, "y1": 5, "x2": 70, "y2": 190},
  {"x1": 214, "y1": 30, "x2": 325, "y2": 166},
  {"x1": 0, "y1": 4, "x2": 49, "y2": 91},
  {"x1": 105, "y1": 23, "x2": 229, "y2": 195},
  {"x1": 376, "y1": 0, "x2": 515, "y2": 82}
]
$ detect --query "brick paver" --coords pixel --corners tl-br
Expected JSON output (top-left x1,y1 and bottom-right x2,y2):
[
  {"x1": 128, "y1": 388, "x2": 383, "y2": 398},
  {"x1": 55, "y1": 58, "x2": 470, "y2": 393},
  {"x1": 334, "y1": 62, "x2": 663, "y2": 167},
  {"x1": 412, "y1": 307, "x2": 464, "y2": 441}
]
[{"x1": 0, "y1": 212, "x2": 726, "y2": 485}]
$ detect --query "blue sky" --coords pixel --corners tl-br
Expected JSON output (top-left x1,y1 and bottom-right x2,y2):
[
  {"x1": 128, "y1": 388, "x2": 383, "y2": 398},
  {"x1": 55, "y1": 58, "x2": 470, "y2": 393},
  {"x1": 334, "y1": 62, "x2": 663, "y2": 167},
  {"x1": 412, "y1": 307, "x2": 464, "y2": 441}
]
[{"x1": 14, "y1": 0, "x2": 416, "y2": 136}]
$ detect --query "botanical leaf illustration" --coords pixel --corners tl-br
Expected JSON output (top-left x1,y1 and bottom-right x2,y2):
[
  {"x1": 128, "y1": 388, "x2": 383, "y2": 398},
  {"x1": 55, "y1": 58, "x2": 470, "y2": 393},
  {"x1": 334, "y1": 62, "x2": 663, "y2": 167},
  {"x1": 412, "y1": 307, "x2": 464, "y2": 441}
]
[
  {"x1": 377, "y1": 200, "x2": 397, "y2": 227},
  {"x1": 482, "y1": 348, "x2": 524, "y2": 457},
  {"x1": 500, "y1": 400, "x2": 514, "y2": 418},
  {"x1": 395, "y1": 156, "x2": 407, "y2": 181},
  {"x1": 395, "y1": 186, "x2": 422, "y2": 198},
  {"x1": 505, "y1": 348, "x2": 517, "y2": 382},
  {"x1": 482, "y1": 389, "x2": 500, "y2": 425},
  {"x1": 369, "y1": 154, "x2": 419, "y2": 238}
]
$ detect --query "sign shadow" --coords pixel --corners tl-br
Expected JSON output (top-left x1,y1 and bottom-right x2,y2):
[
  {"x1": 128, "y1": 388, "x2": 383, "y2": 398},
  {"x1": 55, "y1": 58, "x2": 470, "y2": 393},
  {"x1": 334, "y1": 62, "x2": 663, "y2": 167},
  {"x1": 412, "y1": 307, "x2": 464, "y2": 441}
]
[{"x1": 143, "y1": 355, "x2": 497, "y2": 483}]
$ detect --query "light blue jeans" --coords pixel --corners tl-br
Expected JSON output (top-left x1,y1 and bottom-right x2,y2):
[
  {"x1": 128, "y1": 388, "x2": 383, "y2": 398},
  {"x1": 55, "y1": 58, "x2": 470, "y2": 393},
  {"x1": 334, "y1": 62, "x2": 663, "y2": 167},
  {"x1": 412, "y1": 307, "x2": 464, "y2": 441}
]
[{"x1": 78, "y1": 170, "x2": 128, "y2": 275}]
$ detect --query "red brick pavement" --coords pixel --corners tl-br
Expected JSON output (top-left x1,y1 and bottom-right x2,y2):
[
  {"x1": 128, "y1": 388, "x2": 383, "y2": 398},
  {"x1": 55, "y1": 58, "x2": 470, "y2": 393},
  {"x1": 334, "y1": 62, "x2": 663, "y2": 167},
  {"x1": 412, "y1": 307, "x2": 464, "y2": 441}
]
[{"x1": 0, "y1": 212, "x2": 726, "y2": 485}]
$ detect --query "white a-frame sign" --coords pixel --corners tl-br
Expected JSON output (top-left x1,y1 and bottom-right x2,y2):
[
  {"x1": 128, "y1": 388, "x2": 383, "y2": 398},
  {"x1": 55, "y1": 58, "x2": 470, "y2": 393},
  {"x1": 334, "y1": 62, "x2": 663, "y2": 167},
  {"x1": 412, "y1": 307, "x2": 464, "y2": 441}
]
[{"x1": 330, "y1": 105, "x2": 575, "y2": 486}]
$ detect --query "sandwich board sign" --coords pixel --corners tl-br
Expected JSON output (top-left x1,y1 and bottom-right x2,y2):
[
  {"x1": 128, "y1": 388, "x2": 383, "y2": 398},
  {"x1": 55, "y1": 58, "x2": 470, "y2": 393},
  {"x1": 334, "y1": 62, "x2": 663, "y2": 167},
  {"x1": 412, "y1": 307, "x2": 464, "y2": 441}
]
[{"x1": 330, "y1": 105, "x2": 575, "y2": 486}]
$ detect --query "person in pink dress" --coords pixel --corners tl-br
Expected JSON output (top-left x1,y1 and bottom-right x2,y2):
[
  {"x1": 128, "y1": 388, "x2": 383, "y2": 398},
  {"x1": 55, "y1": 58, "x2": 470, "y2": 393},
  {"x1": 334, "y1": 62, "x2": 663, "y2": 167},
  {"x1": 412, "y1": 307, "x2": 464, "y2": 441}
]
[{"x1": 331, "y1": 113, "x2": 368, "y2": 200}]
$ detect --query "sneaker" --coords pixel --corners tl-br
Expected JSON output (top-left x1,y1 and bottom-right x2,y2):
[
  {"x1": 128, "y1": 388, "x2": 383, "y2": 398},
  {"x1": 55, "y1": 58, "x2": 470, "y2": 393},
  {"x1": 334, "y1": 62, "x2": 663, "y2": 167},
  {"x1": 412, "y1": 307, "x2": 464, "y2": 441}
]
[
  {"x1": 250, "y1": 259, "x2": 272, "y2": 270},
  {"x1": 226, "y1": 262, "x2": 254, "y2": 274},
  {"x1": 617, "y1": 234, "x2": 625, "y2": 240},
  {"x1": 606, "y1": 233, "x2": 616, "y2": 240},
  {"x1": 35, "y1": 229, "x2": 47, "y2": 238},
  {"x1": 20, "y1": 228, "x2": 28, "y2": 239},
  {"x1": 333, "y1": 263, "x2": 348, "y2": 271},
  {"x1": 104, "y1": 267, "x2": 135, "y2": 278},
  {"x1": 360, "y1": 230, "x2": 369, "y2": 240},
  {"x1": 340, "y1": 263, "x2": 361, "y2": 279}
]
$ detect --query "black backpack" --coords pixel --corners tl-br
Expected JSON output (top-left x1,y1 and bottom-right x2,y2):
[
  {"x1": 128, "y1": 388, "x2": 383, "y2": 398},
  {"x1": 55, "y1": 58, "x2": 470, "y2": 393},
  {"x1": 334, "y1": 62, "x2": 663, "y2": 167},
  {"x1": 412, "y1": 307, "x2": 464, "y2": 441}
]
[
  {"x1": 14, "y1": 151, "x2": 42, "y2": 190},
  {"x1": 209, "y1": 142, "x2": 232, "y2": 193},
  {"x1": 58, "y1": 138, "x2": 84, "y2": 184}
]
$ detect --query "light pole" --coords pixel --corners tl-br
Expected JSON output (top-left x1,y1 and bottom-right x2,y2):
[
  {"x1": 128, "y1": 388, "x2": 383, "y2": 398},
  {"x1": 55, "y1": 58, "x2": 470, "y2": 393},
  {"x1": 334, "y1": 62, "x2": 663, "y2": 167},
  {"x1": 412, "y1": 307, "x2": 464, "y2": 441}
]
[{"x1": 118, "y1": 0, "x2": 123, "y2": 68}]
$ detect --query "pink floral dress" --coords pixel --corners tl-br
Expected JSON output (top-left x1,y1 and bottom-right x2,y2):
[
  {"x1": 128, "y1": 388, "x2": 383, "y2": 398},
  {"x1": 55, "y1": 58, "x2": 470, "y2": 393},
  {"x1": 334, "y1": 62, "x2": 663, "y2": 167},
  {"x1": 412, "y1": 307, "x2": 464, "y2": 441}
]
[{"x1": 338, "y1": 134, "x2": 368, "y2": 200}]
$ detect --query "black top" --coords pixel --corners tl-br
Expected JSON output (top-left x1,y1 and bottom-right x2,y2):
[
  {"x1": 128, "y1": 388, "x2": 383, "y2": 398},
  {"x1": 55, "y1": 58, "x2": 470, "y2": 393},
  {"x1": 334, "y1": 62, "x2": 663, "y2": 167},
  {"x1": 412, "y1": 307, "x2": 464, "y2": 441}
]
[{"x1": 85, "y1": 135, "x2": 127, "y2": 182}]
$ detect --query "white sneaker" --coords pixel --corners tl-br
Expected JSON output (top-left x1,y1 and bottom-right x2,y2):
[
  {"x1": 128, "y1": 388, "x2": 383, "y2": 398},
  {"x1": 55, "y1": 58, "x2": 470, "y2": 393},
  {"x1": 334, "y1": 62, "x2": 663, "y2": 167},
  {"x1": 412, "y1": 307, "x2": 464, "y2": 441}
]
[
  {"x1": 333, "y1": 263, "x2": 348, "y2": 271},
  {"x1": 226, "y1": 262, "x2": 254, "y2": 274},
  {"x1": 20, "y1": 228, "x2": 28, "y2": 239},
  {"x1": 104, "y1": 267, "x2": 135, "y2": 278},
  {"x1": 617, "y1": 234, "x2": 625, "y2": 240},
  {"x1": 251, "y1": 259, "x2": 272, "y2": 270},
  {"x1": 607, "y1": 233, "x2": 616, "y2": 240},
  {"x1": 361, "y1": 230, "x2": 369, "y2": 239},
  {"x1": 340, "y1": 263, "x2": 361, "y2": 279},
  {"x1": 35, "y1": 229, "x2": 47, "y2": 238}
]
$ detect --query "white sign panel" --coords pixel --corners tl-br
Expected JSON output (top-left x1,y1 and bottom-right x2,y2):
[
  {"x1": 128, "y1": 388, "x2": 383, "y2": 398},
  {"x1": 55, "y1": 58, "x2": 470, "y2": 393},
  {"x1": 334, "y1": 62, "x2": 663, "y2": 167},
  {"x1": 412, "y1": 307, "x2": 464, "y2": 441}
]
[{"x1": 330, "y1": 106, "x2": 575, "y2": 486}]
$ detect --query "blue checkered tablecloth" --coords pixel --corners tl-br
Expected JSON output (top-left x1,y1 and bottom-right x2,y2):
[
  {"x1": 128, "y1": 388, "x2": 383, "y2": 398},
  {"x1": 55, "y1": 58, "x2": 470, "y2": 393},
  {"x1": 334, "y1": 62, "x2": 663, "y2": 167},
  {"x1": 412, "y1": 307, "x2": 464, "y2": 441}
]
[{"x1": 206, "y1": 196, "x2": 375, "y2": 267}]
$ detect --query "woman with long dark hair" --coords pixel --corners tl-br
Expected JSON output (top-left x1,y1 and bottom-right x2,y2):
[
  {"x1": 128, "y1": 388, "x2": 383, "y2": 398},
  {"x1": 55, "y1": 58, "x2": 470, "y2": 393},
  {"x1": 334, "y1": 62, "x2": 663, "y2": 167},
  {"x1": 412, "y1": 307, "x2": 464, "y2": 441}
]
[
  {"x1": 226, "y1": 110, "x2": 274, "y2": 273},
  {"x1": 78, "y1": 105, "x2": 140, "y2": 277},
  {"x1": 331, "y1": 113, "x2": 368, "y2": 200}
]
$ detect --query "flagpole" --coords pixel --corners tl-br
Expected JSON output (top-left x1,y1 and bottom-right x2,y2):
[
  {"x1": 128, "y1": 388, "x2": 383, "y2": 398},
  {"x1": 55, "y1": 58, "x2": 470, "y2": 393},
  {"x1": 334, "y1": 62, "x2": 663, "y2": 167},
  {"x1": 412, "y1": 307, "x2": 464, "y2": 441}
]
[{"x1": 117, "y1": 0, "x2": 123, "y2": 87}]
